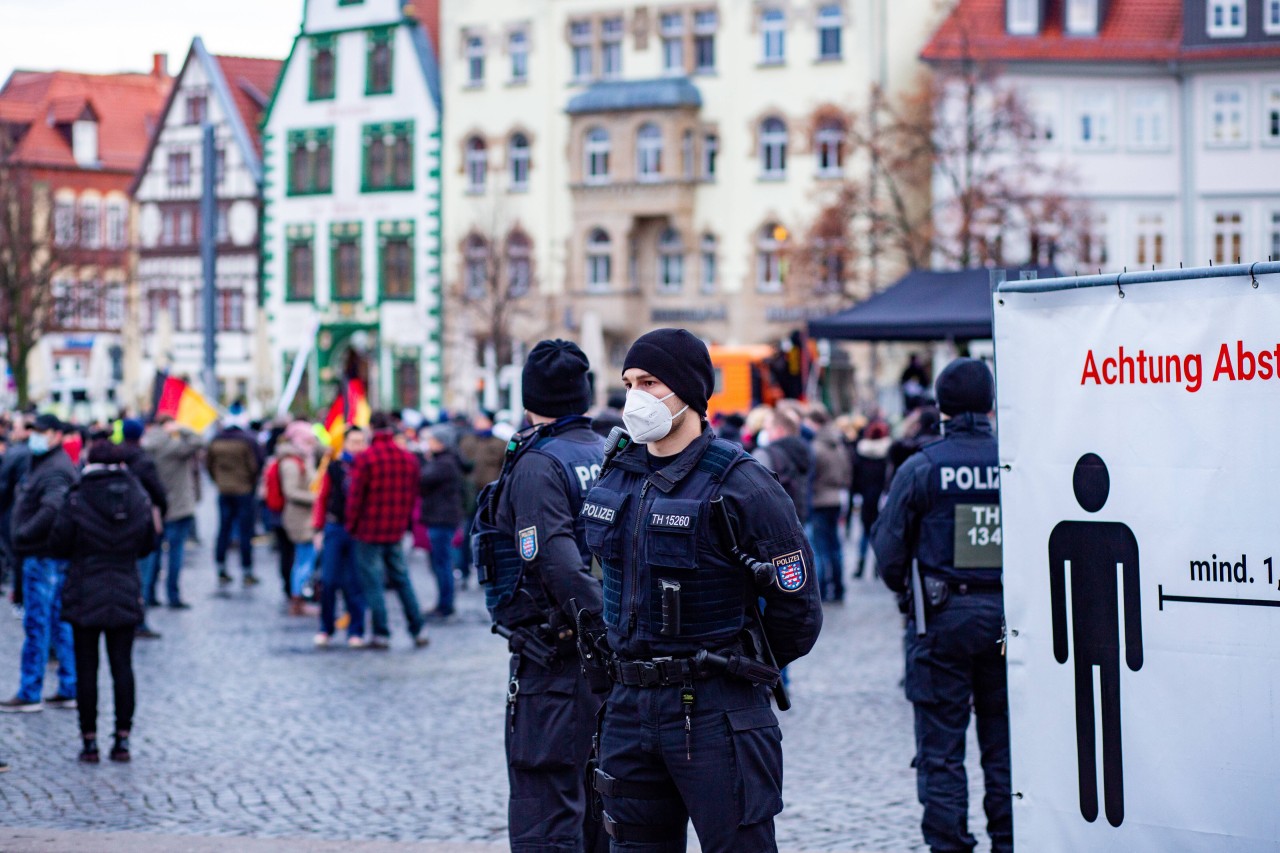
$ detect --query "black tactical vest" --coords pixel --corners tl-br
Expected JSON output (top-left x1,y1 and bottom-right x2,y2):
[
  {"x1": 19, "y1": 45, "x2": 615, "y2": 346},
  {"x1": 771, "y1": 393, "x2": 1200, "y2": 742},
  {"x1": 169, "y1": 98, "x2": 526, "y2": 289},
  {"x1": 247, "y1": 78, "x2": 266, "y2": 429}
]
[
  {"x1": 915, "y1": 416, "x2": 1002, "y2": 585},
  {"x1": 473, "y1": 420, "x2": 602, "y2": 619},
  {"x1": 586, "y1": 438, "x2": 750, "y2": 649}
]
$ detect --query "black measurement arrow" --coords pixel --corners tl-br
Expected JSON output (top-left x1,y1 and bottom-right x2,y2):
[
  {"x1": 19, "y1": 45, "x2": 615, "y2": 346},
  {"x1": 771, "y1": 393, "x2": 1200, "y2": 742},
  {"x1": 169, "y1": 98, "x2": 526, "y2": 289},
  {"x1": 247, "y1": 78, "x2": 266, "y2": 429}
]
[{"x1": 1158, "y1": 584, "x2": 1280, "y2": 611}]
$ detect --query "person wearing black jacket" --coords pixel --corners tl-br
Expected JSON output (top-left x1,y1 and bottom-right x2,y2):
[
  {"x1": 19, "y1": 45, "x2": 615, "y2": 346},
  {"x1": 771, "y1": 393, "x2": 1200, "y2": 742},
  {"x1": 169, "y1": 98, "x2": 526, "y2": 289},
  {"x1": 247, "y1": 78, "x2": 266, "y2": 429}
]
[
  {"x1": 756, "y1": 407, "x2": 813, "y2": 524},
  {"x1": 418, "y1": 424, "x2": 464, "y2": 620},
  {"x1": 0, "y1": 414, "x2": 80, "y2": 714},
  {"x1": 118, "y1": 419, "x2": 166, "y2": 638},
  {"x1": 52, "y1": 441, "x2": 156, "y2": 762},
  {"x1": 0, "y1": 415, "x2": 32, "y2": 608}
]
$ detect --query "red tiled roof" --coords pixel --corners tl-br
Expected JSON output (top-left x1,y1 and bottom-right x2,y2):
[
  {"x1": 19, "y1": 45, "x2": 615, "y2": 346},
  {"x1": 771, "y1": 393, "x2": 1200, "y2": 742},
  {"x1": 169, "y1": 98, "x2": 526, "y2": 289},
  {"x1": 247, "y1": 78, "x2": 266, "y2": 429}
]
[
  {"x1": 0, "y1": 68, "x2": 171, "y2": 171},
  {"x1": 922, "y1": 0, "x2": 1280, "y2": 64},
  {"x1": 413, "y1": 0, "x2": 440, "y2": 53},
  {"x1": 215, "y1": 55, "x2": 283, "y2": 154}
]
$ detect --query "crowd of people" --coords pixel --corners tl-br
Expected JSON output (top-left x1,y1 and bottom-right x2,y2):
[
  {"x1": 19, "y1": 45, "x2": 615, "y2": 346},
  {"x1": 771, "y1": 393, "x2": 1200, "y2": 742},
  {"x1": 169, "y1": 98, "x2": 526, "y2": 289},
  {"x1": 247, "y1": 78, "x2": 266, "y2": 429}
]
[
  {"x1": 0, "y1": 357, "x2": 942, "y2": 773},
  {"x1": 0, "y1": 404, "x2": 517, "y2": 762}
]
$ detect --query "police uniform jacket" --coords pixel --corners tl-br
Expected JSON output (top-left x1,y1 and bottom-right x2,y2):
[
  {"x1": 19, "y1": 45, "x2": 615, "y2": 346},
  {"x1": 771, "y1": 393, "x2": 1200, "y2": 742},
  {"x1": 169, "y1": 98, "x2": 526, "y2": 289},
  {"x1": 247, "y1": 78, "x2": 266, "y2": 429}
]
[
  {"x1": 871, "y1": 413, "x2": 1001, "y2": 593},
  {"x1": 495, "y1": 417, "x2": 605, "y2": 621},
  {"x1": 583, "y1": 428, "x2": 822, "y2": 667}
]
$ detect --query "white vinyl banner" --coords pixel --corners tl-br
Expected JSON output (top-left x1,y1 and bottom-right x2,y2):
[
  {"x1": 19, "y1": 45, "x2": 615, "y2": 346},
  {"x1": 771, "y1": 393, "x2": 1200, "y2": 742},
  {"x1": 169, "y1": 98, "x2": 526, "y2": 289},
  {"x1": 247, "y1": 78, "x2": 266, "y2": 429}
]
[{"x1": 993, "y1": 269, "x2": 1280, "y2": 852}]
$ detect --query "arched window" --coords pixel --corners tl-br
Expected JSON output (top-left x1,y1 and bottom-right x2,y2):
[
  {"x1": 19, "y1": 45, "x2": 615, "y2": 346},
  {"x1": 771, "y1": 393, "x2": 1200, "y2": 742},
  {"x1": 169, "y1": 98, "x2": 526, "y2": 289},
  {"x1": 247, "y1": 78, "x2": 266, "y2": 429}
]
[
  {"x1": 757, "y1": 222, "x2": 786, "y2": 292},
  {"x1": 760, "y1": 117, "x2": 787, "y2": 178},
  {"x1": 815, "y1": 118, "x2": 844, "y2": 177},
  {"x1": 509, "y1": 133, "x2": 530, "y2": 191},
  {"x1": 637, "y1": 123, "x2": 663, "y2": 181},
  {"x1": 585, "y1": 127, "x2": 610, "y2": 183},
  {"x1": 506, "y1": 229, "x2": 532, "y2": 297},
  {"x1": 586, "y1": 228, "x2": 612, "y2": 291},
  {"x1": 465, "y1": 136, "x2": 487, "y2": 193},
  {"x1": 657, "y1": 227, "x2": 684, "y2": 293},
  {"x1": 464, "y1": 233, "x2": 489, "y2": 299},
  {"x1": 699, "y1": 233, "x2": 718, "y2": 294}
]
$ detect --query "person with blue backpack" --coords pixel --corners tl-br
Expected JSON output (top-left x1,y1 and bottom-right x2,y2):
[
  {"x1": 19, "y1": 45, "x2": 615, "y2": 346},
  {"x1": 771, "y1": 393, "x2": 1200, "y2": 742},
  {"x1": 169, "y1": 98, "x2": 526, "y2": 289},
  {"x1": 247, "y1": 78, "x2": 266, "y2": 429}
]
[{"x1": 472, "y1": 339, "x2": 607, "y2": 853}]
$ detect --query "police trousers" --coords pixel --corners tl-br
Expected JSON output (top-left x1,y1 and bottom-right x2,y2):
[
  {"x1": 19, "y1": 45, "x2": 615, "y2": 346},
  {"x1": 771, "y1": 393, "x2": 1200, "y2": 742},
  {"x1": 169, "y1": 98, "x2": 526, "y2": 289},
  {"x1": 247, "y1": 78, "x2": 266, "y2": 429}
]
[
  {"x1": 905, "y1": 591, "x2": 1012, "y2": 853},
  {"x1": 598, "y1": 676, "x2": 782, "y2": 853},
  {"x1": 505, "y1": 653, "x2": 606, "y2": 853}
]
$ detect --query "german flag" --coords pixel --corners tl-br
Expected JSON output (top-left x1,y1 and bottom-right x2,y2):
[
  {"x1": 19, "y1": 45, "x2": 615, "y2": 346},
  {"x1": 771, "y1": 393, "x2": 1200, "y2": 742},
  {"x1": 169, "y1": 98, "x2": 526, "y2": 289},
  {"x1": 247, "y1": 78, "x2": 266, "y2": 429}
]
[
  {"x1": 154, "y1": 374, "x2": 219, "y2": 433},
  {"x1": 322, "y1": 378, "x2": 371, "y2": 452}
]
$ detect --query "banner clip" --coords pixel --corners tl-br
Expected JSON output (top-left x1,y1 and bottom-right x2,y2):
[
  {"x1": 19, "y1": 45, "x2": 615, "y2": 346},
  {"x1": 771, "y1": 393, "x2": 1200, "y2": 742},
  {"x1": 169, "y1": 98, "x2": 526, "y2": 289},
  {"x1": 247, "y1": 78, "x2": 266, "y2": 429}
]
[{"x1": 1249, "y1": 262, "x2": 1260, "y2": 289}]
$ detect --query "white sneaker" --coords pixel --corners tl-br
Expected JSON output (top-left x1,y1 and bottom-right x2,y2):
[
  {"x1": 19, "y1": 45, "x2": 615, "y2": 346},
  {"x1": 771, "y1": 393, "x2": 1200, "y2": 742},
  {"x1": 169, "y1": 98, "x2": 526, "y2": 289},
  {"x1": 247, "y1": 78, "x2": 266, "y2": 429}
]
[
  {"x1": 313, "y1": 632, "x2": 332, "y2": 648},
  {"x1": 347, "y1": 636, "x2": 366, "y2": 649}
]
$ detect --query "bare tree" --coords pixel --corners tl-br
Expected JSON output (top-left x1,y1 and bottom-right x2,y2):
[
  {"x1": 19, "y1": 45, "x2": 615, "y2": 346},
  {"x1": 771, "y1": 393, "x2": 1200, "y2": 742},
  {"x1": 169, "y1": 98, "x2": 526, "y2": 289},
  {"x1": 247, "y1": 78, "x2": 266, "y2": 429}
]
[
  {"x1": 790, "y1": 50, "x2": 1089, "y2": 301},
  {"x1": 0, "y1": 136, "x2": 69, "y2": 407},
  {"x1": 453, "y1": 202, "x2": 537, "y2": 369}
]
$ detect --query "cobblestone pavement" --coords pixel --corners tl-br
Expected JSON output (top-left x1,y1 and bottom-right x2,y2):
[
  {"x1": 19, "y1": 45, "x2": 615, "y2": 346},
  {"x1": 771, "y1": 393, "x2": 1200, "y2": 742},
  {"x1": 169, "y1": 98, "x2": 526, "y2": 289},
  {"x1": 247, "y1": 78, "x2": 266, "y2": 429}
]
[{"x1": 0, "y1": 494, "x2": 991, "y2": 852}]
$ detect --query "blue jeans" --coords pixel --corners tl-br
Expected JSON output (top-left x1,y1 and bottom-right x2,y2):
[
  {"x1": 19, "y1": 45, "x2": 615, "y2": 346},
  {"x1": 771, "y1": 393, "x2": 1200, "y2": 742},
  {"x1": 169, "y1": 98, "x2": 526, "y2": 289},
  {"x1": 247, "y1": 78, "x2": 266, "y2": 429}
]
[
  {"x1": 290, "y1": 541, "x2": 317, "y2": 598},
  {"x1": 139, "y1": 517, "x2": 188, "y2": 605},
  {"x1": 427, "y1": 525, "x2": 457, "y2": 614},
  {"x1": 216, "y1": 494, "x2": 256, "y2": 573},
  {"x1": 353, "y1": 540, "x2": 424, "y2": 639},
  {"x1": 320, "y1": 523, "x2": 365, "y2": 637},
  {"x1": 18, "y1": 557, "x2": 75, "y2": 703},
  {"x1": 160, "y1": 516, "x2": 194, "y2": 604},
  {"x1": 809, "y1": 506, "x2": 845, "y2": 600}
]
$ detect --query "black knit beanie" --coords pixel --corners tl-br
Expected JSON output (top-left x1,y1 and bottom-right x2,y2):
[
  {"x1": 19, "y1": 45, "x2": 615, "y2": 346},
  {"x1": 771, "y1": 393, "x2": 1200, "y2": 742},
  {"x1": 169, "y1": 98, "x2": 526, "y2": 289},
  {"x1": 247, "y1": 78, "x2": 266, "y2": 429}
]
[
  {"x1": 935, "y1": 358, "x2": 994, "y2": 416},
  {"x1": 622, "y1": 328, "x2": 714, "y2": 416},
  {"x1": 522, "y1": 339, "x2": 593, "y2": 417}
]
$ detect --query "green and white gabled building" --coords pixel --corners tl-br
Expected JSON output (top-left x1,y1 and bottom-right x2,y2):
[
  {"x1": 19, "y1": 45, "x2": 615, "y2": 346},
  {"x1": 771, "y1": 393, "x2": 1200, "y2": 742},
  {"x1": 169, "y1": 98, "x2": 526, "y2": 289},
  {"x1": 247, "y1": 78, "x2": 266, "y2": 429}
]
[{"x1": 261, "y1": 0, "x2": 443, "y2": 416}]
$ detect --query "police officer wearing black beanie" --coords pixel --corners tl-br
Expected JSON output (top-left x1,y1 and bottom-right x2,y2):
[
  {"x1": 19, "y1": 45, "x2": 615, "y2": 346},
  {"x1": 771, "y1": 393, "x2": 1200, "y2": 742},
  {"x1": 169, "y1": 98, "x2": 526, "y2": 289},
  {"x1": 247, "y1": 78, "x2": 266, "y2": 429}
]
[
  {"x1": 485, "y1": 339, "x2": 608, "y2": 853},
  {"x1": 578, "y1": 328, "x2": 822, "y2": 852},
  {"x1": 871, "y1": 357, "x2": 1011, "y2": 853}
]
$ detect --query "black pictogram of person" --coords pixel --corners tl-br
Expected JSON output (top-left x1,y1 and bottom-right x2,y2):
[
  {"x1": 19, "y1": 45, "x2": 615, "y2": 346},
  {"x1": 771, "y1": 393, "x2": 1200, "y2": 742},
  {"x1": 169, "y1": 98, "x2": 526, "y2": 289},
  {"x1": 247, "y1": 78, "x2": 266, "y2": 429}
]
[{"x1": 1048, "y1": 453, "x2": 1143, "y2": 828}]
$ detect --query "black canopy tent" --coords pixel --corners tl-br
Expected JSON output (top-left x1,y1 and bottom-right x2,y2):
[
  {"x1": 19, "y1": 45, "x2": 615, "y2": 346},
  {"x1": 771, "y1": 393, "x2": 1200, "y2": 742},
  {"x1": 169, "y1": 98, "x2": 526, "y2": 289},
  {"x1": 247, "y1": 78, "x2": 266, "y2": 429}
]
[{"x1": 807, "y1": 267, "x2": 1059, "y2": 341}]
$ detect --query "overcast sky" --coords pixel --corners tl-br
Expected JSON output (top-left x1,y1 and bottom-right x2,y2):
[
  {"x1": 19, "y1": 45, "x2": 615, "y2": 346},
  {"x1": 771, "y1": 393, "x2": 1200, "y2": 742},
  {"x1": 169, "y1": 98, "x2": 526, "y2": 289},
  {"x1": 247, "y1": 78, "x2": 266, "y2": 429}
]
[{"x1": 0, "y1": 0, "x2": 302, "y2": 84}]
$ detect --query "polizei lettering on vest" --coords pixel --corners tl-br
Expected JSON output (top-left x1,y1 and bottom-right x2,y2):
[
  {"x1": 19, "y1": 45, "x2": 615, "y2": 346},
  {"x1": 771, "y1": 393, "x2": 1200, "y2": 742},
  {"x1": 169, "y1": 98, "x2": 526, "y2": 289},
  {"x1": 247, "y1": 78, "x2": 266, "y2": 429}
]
[
  {"x1": 581, "y1": 502, "x2": 616, "y2": 524},
  {"x1": 939, "y1": 466, "x2": 1000, "y2": 491}
]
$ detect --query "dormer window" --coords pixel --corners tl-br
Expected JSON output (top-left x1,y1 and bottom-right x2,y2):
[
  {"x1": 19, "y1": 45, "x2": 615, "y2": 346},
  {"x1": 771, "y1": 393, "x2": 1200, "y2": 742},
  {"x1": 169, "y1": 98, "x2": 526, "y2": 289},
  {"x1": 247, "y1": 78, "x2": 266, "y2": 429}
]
[
  {"x1": 71, "y1": 119, "x2": 98, "y2": 168},
  {"x1": 1208, "y1": 0, "x2": 1246, "y2": 37},
  {"x1": 1007, "y1": 0, "x2": 1039, "y2": 35},
  {"x1": 1065, "y1": 0, "x2": 1098, "y2": 35}
]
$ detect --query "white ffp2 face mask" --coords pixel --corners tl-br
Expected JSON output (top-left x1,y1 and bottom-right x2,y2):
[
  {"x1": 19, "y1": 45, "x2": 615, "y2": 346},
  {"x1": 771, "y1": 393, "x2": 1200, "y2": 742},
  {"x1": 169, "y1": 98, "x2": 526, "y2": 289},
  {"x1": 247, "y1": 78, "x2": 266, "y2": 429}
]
[{"x1": 622, "y1": 389, "x2": 688, "y2": 444}]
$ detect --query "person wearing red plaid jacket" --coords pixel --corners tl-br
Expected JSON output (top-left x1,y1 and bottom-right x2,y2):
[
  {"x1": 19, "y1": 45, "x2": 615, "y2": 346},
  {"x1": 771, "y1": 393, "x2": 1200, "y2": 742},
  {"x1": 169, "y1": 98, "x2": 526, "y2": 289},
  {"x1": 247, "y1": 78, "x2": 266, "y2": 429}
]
[{"x1": 346, "y1": 412, "x2": 429, "y2": 650}]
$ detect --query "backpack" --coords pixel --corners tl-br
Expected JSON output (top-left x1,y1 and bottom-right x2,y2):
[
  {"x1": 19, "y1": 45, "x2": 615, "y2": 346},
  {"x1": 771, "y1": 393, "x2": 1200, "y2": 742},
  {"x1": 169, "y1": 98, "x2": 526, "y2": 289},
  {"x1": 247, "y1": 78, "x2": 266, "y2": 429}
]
[{"x1": 264, "y1": 458, "x2": 285, "y2": 512}]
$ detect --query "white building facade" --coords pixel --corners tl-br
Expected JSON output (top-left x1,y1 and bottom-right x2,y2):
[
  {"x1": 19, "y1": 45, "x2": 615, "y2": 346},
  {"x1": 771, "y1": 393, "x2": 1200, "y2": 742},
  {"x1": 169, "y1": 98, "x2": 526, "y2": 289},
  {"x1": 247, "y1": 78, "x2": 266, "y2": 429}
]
[
  {"x1": 261, "y1": 0, "x2": 443, "y2": 416},
  {"x1": 922, "y1": 0, "x2": 1280, "y2": 273},
  {"x1": 132, "y1": 39, "x2": 281, "y2": 414},
  {"x1": 440, "y1": 0, "x2": 942, "y2": 410}
]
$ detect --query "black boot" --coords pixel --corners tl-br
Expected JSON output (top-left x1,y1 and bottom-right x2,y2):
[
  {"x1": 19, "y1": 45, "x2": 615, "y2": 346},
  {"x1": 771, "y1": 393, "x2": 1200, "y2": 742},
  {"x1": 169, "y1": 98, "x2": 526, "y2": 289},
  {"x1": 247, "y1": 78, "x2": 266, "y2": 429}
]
[
  {"x1": 109, "y1": 734, "x2": 130, "y2": 763},
  {"x1": 853, "y1": 556, "x2": 865, "y2": 579},
  {"x1": 79, "y1": 736, "x2": 99, "y2": 764}
]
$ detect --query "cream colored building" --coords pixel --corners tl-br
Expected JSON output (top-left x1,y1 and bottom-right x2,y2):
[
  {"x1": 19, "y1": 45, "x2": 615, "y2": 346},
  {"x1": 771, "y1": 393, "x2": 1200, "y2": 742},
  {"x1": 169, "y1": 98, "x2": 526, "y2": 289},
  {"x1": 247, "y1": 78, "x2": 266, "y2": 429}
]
[{"x1": 440, "y1": 0, "x2": 941, "y2": 410}]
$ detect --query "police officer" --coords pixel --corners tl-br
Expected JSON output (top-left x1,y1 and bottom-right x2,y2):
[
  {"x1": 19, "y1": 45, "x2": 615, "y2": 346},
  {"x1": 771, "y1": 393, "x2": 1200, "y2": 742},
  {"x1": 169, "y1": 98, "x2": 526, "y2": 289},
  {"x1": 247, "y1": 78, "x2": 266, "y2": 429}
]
[
  {"x1": 580, "y1": 328, "x2": 822, "y2": 853},
  {"x1": 483, "y1": 340, "x2": 608, "y2": 852},
  {"x1": 871, "y1": 358, "x2": 1011, "y2": 853}
]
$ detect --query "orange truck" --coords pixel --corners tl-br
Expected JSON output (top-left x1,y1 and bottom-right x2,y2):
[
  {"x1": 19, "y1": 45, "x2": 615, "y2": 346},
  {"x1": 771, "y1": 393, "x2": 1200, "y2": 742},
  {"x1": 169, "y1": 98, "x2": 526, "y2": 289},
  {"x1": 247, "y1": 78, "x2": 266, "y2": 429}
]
[{"x1": 706, "y1": 345, "x2": 784, "y2": 417}]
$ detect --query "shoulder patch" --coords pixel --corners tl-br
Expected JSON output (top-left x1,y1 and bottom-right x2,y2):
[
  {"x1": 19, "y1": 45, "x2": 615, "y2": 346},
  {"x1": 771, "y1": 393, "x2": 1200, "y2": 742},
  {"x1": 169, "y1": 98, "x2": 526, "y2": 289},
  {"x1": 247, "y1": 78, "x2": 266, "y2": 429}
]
[
  {"x1": 773, "y1": 550, "x2": 807, "y2": 592},
  {"x1": 518, "y1": 526, "x2": 538, "y2": 561}
]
